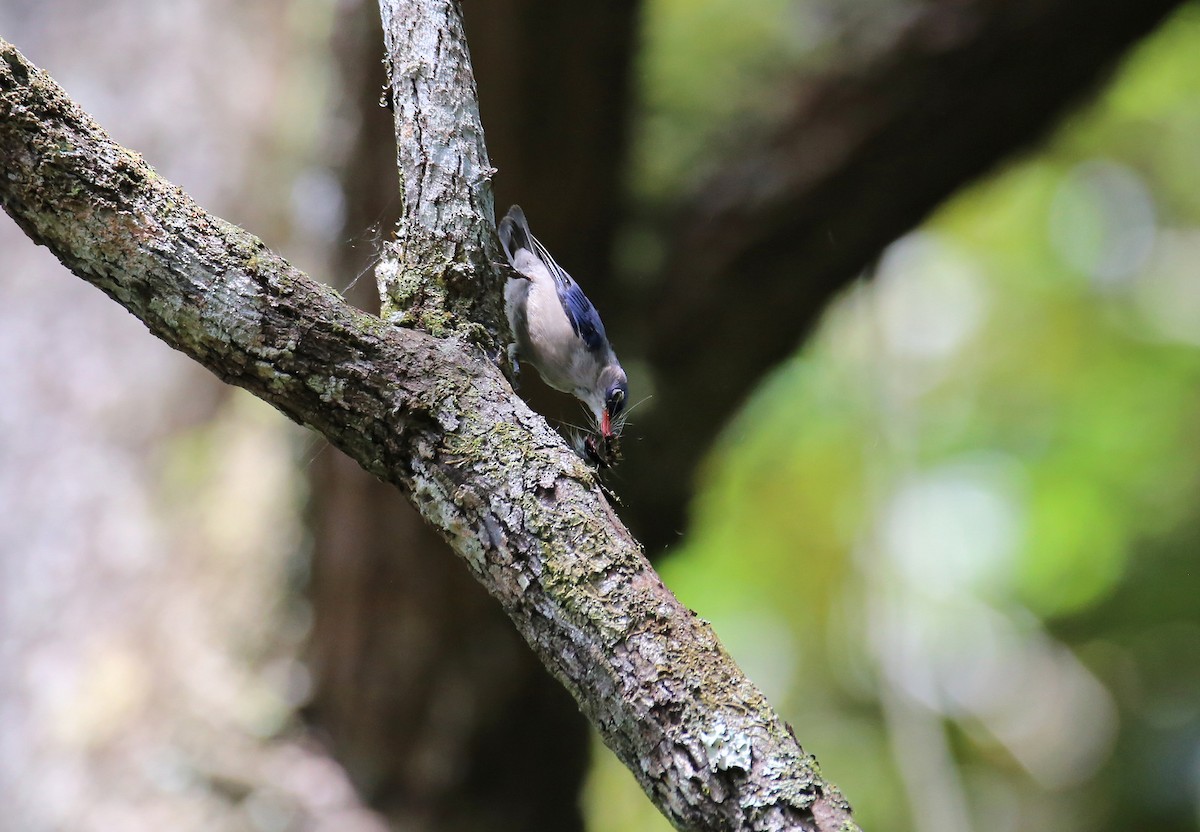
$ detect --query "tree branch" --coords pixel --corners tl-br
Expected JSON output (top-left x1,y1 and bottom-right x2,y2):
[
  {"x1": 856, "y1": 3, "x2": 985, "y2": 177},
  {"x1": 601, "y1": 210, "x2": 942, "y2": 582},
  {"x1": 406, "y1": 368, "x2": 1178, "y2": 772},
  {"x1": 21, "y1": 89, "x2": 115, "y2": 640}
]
[
  {"x1": 376, "y1": 0, "x2": 506, "y2": 342},
  {"x1": 0, "y1": 37, "x2": 857, "y2": 832}
]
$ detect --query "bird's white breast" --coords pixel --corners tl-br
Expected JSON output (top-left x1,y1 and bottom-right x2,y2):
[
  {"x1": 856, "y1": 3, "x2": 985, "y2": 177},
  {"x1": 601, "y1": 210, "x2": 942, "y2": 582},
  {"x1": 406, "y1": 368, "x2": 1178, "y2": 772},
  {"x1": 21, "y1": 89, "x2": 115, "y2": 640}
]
[{"x1": 521, "y1": 269, "x2": 582, "y2": 393}]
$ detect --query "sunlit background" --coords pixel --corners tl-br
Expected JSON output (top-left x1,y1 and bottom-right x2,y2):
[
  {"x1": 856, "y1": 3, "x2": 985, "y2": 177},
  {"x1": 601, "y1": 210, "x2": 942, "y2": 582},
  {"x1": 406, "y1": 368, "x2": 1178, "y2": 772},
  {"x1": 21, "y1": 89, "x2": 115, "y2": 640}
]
[{"x1": 3, "y1": 1, "x2": 1200, "y2": 831}]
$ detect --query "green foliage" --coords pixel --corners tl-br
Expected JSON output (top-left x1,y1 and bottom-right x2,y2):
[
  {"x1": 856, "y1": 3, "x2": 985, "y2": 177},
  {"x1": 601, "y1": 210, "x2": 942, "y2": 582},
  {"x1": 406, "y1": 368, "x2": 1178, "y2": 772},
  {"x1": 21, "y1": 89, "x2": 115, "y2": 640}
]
[{"x1": 591, "y1": 4, "x2": 1200, "y2": 831}]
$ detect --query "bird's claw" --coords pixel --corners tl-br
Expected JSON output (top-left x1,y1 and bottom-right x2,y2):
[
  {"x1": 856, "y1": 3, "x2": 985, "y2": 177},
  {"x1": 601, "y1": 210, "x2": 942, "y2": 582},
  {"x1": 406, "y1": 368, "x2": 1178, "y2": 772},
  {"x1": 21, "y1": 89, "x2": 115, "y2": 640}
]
[{"x1": 507, "y1": 343, "x2": 521, "y2": 389}]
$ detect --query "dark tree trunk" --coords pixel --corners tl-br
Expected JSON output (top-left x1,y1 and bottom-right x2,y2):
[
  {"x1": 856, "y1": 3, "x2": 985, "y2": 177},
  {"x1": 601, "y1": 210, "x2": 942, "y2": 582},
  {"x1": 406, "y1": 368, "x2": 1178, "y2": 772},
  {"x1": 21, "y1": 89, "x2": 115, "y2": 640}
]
[
  {"x1": 303, "y1": 2, "x2": 640, "y2": 829},
  {"x1": 464, "y1": 0, "x2": 642, "y2": 431}
]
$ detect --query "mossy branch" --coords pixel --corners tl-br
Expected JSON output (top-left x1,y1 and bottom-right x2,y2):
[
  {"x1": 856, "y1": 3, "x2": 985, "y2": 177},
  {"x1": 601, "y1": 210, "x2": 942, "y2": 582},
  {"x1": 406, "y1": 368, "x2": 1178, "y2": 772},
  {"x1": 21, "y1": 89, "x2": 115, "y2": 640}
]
[{"x1": 0, "y1": 33, "x2": 857, "y2": 832}]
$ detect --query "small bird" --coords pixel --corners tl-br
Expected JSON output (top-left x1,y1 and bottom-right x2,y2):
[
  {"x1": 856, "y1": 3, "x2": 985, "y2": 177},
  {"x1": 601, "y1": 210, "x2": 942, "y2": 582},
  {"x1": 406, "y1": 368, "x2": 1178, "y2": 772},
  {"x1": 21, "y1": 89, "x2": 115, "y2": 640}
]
[{"x1": 498, "y1": 204, "x2": 628, "y2": 441}]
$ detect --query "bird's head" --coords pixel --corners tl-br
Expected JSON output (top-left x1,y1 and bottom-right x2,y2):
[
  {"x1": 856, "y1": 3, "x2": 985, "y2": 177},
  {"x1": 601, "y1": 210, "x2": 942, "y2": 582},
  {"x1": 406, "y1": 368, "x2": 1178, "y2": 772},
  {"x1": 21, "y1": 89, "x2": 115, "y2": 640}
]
[{"x1": 599, "y1": 366, "x2": 628, "y2": 438}]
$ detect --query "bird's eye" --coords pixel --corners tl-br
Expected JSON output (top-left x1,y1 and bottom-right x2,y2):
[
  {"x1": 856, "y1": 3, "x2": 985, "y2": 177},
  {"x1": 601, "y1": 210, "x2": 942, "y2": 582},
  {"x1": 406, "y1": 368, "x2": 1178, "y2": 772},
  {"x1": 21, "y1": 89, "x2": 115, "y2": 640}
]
[{"x1": 606, "y1": 387, "x2": 626, "y2": 417}]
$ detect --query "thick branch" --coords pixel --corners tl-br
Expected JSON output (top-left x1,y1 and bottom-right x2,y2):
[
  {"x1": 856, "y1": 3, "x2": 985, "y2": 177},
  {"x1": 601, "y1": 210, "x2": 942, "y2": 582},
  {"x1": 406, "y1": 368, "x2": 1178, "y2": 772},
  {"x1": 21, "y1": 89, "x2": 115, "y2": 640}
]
[
  {"x1": 0, "y1": 40, "x2": 856, "y2": 832},
  {"x1": 622, "y1": 0, "x2": 1187, "y2": 550}
]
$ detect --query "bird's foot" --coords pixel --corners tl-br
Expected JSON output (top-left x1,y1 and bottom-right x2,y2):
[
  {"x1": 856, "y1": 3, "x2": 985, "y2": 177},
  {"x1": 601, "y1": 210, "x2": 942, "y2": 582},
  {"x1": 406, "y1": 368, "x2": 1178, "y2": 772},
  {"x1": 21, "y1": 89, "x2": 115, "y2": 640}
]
[{"x1": 507, "y1": 343, "x2": 521, "y2": 389}]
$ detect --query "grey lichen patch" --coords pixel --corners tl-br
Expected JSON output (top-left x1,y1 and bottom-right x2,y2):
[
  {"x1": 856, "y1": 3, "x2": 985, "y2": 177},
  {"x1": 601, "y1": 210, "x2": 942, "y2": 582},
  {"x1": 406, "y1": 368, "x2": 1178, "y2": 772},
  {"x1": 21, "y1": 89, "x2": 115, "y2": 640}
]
[
  {"x1": 380, "y1": 255, "x2": 443, "y2": 317},
  {"x1": 410, "y1": 464, "x2": 486, "y2": 572},
  {"x1": 699, "y1": 718, "x2": 754, "y2": 773},
  {"x1": 305, "y1": 374, "x2": 347, "y2": 404},
  {"x1": 456, "y1": 319, "x2": 494, "y2": 354},
  {"x1": 434, "y1": 394, "x2": 460, "y2": 431},
  {"x1": 539, "y1": 555, "x2": 639, "y2": 645},
  {"x1": 623, "y1": 629, "x2": 667, "y2": 670},
  {"x1": 464, "y1": 418, "x2": 530, "y2": 466},
  {"x1": 257, "y1": 333, "x2": 299, "y2": 361},
  {"x1": 259, "y1": 364, "x2": 295, "y2": 394},
  {"x1": 376, "y1": 232, "x2": 496, "y2": 343}
]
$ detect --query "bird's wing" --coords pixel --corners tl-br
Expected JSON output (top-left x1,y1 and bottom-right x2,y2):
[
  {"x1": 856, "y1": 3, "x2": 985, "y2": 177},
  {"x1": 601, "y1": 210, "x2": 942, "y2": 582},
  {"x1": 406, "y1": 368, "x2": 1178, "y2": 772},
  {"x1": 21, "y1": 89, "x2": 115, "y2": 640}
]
[
  {"x1": 527, "y1": 234, "x2": 607, "y2": 353},
  {"x1": 500, "y1": 205, "x2": 608, "y2": 353}
]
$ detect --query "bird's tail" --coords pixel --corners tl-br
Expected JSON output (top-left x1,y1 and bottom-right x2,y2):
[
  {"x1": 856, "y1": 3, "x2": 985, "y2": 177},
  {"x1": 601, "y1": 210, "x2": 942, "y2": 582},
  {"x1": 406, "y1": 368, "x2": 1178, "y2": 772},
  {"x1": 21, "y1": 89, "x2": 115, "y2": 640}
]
[{"x1": 497, "y1": 204, "x2": 532, "y2": 266}]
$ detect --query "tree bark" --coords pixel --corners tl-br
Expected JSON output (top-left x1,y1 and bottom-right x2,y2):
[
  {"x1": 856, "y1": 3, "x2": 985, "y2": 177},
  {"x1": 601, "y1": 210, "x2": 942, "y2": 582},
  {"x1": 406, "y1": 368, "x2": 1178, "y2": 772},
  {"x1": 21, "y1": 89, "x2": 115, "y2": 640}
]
[
  {"x1": 0, "y1": 30, "x2": 857, "y2": 832},
  {"x1": 375, "y1": 0, "x2": 506, "y2": 341}
]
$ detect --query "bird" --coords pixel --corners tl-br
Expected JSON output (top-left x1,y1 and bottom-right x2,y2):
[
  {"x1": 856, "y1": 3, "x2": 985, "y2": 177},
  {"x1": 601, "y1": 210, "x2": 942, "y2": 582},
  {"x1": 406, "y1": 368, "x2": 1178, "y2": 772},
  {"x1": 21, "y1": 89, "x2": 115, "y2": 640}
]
[{"x1": 498, "y1": 204, "x2": 628, "y2": 440}]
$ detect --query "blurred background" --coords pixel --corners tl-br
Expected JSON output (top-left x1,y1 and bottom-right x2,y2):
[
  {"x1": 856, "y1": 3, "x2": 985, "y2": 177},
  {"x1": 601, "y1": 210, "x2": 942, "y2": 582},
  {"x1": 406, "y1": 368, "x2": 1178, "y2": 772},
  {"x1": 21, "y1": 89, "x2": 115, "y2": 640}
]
[{"x1": 2, "y1": 0, "x2": 1200, "y2": 830}]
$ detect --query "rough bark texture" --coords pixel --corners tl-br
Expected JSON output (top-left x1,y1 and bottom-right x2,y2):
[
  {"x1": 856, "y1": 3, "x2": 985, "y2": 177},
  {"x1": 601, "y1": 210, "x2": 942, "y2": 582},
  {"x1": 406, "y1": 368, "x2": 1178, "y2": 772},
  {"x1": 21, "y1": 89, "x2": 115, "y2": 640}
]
[
  {"x1": 620, "y1": 0, "x2": 1189, "y2": 551},
  {"x1": 0, "y1": 37, "x2": 857, "y2": 832},
  {"x1": 376, "y1": 0, "x2": 507, "y2": 345}
]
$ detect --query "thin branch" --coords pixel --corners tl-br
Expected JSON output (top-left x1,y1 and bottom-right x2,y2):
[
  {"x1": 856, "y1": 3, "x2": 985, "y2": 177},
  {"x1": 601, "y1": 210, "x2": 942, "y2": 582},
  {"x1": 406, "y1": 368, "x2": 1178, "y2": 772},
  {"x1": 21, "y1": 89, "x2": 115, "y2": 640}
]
[
  {"x1": 376, "y1": 0, "x2": 506, "y2": 342},
  {"x1": 0, "y1": 38, "x2": 857, "y2": 832}
]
